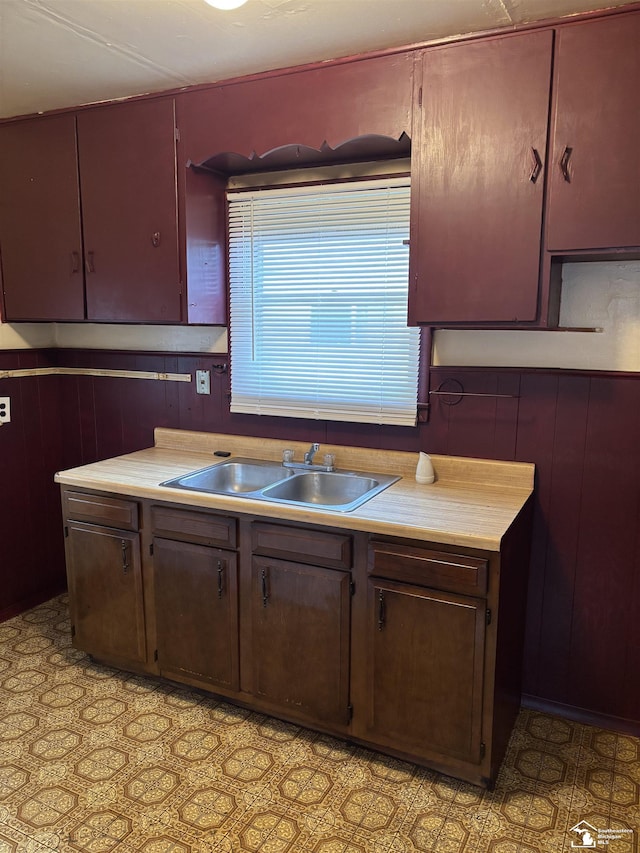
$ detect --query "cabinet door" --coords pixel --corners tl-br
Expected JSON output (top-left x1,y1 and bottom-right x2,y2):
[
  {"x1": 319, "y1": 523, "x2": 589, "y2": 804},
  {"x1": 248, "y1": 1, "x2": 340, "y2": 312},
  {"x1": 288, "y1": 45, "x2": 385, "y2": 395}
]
[
  {"x1": 248, "y1": 557, "x2": 351, "y2": 727},
  {"x1": 0, "y1": 114, "x2": 85, "y2": 321},
  {"x1": 177, "y1": 52, "x2": 413, "y2": 167},
  {"x1": 364, "y1": 579, "x2": 486, "y2": 764},
  {"x1": 409, "y1": 31, "x2": 553, "y2": 324},
  {"x1": 546, "y1": 13, "x2": 640, "y2": 251},
  {"x1": 77, "y1": 98, "x2": 181, "y2": 322},
  {"x1": 153, "y1": 537, "x2": 239, "y2": 691},
  {"x1": 65, "y1": 522, "x2": 146, "y2": 664}
]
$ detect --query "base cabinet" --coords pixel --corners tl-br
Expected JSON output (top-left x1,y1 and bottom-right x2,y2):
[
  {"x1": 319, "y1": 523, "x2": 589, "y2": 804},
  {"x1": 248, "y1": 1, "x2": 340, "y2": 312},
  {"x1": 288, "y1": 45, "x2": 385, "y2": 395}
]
[
  {"x1": 60, "y1": 488, "x2": 531, "y2": 787},
  {"x1": 153, "y1": 537, "x2": 239, "y2": 690},
  {"x1": 364, "y1": 578, "x2": 485, "y2": 765},
  {"x1": 248, "y1": 556, "x2": 351, "y2": 727},
  {"x1": 65, "y1": 521, "x2": 146, "y2": 665}
]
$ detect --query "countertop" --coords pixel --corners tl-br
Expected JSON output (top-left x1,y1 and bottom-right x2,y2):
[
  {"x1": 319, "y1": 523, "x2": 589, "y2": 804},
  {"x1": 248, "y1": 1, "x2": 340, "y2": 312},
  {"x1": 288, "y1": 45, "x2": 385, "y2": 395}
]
[{"x1": 55, "y1": 429, "x2": 535, "y2": 552}]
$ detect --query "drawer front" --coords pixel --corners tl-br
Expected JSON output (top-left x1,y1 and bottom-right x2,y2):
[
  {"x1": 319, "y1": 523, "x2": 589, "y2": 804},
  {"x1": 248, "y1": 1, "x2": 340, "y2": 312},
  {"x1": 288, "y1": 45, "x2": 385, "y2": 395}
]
[
  {"x1": 369, "y1": 540, "x2": 488, "y2": 596},
  {"x1": 152, "y1": 506, "x2": 237, "y2": 549},
  {"x1": 63, "y1": 491, "x2": 139, "y2": 531},
  {"x1": 252, "y1": 522, "x2": 352, "y2": 570}
]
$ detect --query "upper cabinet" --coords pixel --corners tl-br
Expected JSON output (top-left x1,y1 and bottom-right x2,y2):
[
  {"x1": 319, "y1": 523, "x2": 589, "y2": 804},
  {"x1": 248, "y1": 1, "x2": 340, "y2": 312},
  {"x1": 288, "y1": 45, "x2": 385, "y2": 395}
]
[
  {"x1": 0, "y1": 98, "x2": 226, "y2": 324},
  {"x1": 0, "y1": 114, "x2": 85, "y2": 321},
  {"x1": 77, "y1": 99, "x2": 181, "y2": 323},
  {"x1": 545, "y1": 12, "x2": 640, "y2": 252},
  {"x1": 176, "y1": 52, "x2": 414, "y2": 167},
  {"x1": 408, "y1": 31, "x2": 553, "y2": 326}
]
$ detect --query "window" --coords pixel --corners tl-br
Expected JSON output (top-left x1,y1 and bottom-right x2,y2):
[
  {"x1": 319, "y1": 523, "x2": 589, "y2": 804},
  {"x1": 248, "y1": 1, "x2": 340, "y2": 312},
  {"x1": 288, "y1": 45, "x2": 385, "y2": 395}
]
[{"x1": 227, "y1": 175, "x2": 420, "y2": 426}]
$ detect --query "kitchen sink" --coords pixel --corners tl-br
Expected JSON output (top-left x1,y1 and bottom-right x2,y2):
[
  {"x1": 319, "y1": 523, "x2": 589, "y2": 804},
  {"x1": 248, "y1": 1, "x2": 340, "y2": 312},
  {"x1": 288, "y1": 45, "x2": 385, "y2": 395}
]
[
  {"x1": 161, "y1": 457, "x2": 399, "y2": 512},
  {"x1": 161, "y1": 458, "x2": 293, "y2": 494}
]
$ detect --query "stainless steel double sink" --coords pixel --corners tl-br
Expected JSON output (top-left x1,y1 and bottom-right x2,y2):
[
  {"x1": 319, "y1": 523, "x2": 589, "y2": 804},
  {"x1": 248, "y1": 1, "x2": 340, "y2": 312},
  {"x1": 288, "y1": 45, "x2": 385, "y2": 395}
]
[{"x1": 160, "y1": 457, "x2": 399, "y2": 512}]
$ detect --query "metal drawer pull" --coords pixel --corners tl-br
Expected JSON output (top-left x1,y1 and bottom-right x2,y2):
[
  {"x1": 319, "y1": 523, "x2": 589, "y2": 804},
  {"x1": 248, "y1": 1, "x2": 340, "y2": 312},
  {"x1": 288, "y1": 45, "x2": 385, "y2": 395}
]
[
  {"x1": 378, "y1": 590, "x2": 386, "y2": 631},
  {"x1": 86, "y1": 251, "x2": 96, "y2": 273},
  {"x1": 71, "y1": 251, "x2": 81, "y2": 274},
  {"x1": 560, "y1": 146, "x2": 572, "y2": 183},
  {"x1": 529, "y1": 147, "x2": 542, "y2": 183},
  {"x1": 261, "y1": 568, "x2": 269, "y2": 608},
  {"x1": 121, "y1": 540, "x2": 130, "y2": 574},
  {"x1": 217, "y1": 560, "x2": 224, "y2": 599}
]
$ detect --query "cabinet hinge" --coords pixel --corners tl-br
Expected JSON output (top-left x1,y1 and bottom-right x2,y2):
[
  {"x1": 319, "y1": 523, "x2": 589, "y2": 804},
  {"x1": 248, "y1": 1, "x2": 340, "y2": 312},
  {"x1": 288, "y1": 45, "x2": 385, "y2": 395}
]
[
  {"x1": 64, "y1": 526, "x2": 69, "y2": 538},
  {"x1": 149, "y1": 543, "x2": 154, "y2": 557},
  {"x1": 486, "y1": 608, "x2": 492, "y2": 626},
  {"x1": 347, "y1": 703, "x2": 353, "y2": 722},
  {"x1": 154, "y1": 649, "x2": 159, "y2": 662},
  {"x1": 350, "y1": 580, "x2": 355, "y2": 596},
  {"x1": 480, "y1": 742, "x2": 486, "y2": 760},
  {"x1": 175, "y1": 126, "x2": 181, "y2": 142}
]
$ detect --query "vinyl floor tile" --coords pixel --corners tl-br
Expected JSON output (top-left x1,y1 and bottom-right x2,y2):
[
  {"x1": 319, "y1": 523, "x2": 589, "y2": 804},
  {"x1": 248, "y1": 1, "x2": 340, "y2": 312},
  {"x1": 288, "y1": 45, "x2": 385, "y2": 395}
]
[{"x1": 1, "y1": 597, "x2": 638, "y2": 853}]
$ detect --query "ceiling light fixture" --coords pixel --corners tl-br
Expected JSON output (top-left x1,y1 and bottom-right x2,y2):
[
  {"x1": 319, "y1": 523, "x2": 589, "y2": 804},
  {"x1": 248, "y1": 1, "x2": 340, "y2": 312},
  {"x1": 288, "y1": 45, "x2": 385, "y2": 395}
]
[{"x1": 204, "y1": 0, "x2": 249, "y2": 9}]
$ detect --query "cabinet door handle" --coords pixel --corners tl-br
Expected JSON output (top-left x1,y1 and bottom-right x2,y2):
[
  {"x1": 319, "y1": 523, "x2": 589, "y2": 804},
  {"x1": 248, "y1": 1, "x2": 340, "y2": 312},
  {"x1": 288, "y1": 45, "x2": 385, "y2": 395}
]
[
  {"x1": 529, "y1": 147, "x2": 543, "y2": 184},
  {"x1": 217, "y1": 559, "x2": 224, "y2": 599},
  {"x1": 86, "y1": 251, "x2": 96, "y2": 273},
  {"x1": 121, "y1": 540, "x2": 130, "y2": 574},
  {"x1": 559, "y1": 146, "x2": 573, "y2": 183},
  {"x1": 261, "y1": 568, "x2": 269, "y2": 608},
  {"x1": 71, "y1": 251, "x2": 81, "y2": 274},
  {"x1": 377, "y1": 590, "x2": 385, "y2": 631}
]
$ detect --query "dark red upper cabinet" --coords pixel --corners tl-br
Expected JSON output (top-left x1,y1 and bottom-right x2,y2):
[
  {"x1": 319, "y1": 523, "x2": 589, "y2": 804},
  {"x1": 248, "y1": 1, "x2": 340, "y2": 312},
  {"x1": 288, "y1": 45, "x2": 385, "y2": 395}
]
[
  {"x1": 77, "y1": 99, "x2": 181, "y2": 323},
  {"x1": 408, "y1": 31, "x2": 553, "y2": 325},
  {"x1": 176, "y1": 52, "x2": 413, "y2": 166},
  {"x1": 546, "y1": 12, "x2": 640, "y2": 252},
  {"x1": 0, "y1": 114, "x2": 85, "y2": 321}
]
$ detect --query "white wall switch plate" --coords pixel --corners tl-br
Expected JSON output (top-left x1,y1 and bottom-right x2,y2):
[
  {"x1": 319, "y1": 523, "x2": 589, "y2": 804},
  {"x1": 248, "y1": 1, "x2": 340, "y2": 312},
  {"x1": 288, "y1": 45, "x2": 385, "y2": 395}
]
[{"x1": 195, "y1": 370, "x2": 211, "y2": 395}]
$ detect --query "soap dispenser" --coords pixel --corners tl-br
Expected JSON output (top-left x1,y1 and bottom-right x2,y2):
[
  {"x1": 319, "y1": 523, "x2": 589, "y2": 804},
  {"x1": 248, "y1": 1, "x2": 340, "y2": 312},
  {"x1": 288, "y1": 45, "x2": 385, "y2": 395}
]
[{"x1": 415, "y1": 452, "x2": 435, "y2": 484}]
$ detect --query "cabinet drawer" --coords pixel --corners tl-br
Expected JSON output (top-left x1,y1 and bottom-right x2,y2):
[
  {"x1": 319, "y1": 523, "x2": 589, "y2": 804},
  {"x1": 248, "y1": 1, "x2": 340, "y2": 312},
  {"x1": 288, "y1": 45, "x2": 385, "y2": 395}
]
[
  {"x1": 252, "y1": 522, "x2": 352, "y2": 570},
  {"x1": 63, "y1": 491, "x2": 139, "y2": 531},
  {"x1": 369, "y1": 540, "x2": 487, "y2": 596},
  {"x1": 152, "y1": 506, "x2": 237, "y2": 549}
]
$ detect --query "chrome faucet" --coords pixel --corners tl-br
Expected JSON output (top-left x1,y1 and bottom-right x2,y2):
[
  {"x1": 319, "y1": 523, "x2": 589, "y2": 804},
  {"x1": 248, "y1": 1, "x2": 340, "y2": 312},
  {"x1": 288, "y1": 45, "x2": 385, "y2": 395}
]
[
  {"x1": 304, "y1": 442, "x2": 320, "y2": 465},
  {"x1": 282, "y1": 442, "x2": 335, "y2": 472}
]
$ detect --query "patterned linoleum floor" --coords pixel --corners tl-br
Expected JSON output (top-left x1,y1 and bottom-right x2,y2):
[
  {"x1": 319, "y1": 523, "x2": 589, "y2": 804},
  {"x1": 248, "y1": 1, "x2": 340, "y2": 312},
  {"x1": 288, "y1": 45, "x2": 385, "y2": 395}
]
[{"x1": 0, "y1": 597, "x2": 638, "y2": 853}]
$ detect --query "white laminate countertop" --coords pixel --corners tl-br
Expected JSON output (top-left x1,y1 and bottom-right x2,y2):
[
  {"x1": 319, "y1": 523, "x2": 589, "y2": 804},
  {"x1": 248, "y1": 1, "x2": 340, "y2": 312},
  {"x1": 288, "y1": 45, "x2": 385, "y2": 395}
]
[{"x1": 55, "y1": 429, "x2": 535, "y2": 552}]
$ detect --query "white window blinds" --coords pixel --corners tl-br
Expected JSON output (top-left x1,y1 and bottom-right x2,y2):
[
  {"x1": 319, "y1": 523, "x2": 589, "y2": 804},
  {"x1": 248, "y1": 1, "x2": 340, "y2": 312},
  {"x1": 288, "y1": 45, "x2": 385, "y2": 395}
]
[{"x1": 227, "y1": 176, "x2": 420, "y2": 426}]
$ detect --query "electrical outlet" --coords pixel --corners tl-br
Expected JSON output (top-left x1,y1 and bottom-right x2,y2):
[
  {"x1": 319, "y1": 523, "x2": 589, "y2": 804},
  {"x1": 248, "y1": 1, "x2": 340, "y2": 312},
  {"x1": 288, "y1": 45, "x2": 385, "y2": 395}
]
[
  {"x1": 195, "y1": 370, "x2": 211, "y2": 395},
  {"x1": 0, "y1": 397, "x2": 10, "y2": 425}
]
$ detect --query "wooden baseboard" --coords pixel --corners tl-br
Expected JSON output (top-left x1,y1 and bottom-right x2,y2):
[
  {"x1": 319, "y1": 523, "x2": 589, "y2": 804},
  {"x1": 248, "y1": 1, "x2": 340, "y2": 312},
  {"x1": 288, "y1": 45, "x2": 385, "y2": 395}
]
[
  {"x1": 522, "y1": 693, "x2": 640, "y2": 737},
  {"x1": 0, "y1": 584, "x2": 67, "y2": 624}
]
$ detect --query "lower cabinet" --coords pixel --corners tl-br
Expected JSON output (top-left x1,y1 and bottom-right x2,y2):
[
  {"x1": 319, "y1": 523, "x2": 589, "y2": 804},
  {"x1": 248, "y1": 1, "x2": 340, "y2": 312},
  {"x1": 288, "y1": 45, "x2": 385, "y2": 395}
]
[
  {"x1": 60, "y1": 487, "x2": 531, "y2": 787},
  {"x1": 153, "y1": 537, "x2": 239, "y2": 690},
  {"x1": 65, "y1": 517, "x2": 146, "y2": 666},
  {"x1": 248, "y1": 556, "x2": 351, "y2": 727},
  {"x1": 363, "y1": 578, "x2": 485, "y2": 764}
]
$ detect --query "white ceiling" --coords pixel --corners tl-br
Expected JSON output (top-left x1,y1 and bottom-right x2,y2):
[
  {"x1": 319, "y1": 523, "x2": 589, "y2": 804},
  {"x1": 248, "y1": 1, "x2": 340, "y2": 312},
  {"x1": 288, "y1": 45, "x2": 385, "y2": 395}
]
[{"x1": 0, "y1": 0, "x2": 634, "y2": 120}]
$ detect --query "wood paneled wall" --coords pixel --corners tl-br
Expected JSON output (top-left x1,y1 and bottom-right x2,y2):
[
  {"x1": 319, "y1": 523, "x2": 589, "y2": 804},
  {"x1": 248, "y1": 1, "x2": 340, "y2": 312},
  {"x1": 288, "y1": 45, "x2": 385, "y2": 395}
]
[{"x1": 1, "y1": 349, "x2": 638, "y2": 730}]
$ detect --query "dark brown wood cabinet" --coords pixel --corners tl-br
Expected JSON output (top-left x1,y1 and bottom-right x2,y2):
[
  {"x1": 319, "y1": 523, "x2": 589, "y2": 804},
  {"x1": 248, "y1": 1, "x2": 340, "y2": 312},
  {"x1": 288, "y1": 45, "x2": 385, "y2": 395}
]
[
  {"x1": 60, "y1": 487, "x2": 531, "y2": 787},
  {"x1": 65, "y1": 520, "x2": 146, "y2": 665},
  {"x1": 153, "y1": 537, "x2": 239, "y2": 690},
  {"x1": 0, "y1": 114, "x2": 85, "y2": 321},
  {"x1": 364, "y1": 578, "x2": 486, "y2": 764},
  {"x1": 545, "y1": 12, "x2": 640, "y2": 252},
  {"x1": 408, "y1": 30, "x2": 553, "y2": 325},
  {"x1": 77, "y1": 99, "x2": 181, "y2": 322},
  {"x1": 248, "y1": 556, "x2": 351, "y2": 727}
]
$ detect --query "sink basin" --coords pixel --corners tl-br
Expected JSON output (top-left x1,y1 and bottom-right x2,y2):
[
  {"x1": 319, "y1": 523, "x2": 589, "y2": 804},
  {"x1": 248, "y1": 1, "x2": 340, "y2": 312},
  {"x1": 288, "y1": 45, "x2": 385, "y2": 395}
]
[
  {"x1": 263, "y1": 471, "x2": 381, "y2": 509},
  {"x1": 161, "y1": 458, "x2": 292, "y2": 495},
  {"x1": 161, "y1": 457, "x2": 399, "y2": 512}
]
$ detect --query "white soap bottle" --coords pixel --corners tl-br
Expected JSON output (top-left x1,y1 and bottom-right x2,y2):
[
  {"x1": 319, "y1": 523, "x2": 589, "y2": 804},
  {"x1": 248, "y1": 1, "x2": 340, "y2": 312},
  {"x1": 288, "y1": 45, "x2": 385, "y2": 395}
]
[{"x1": 415, "y1": 451, "x2": 435, "y2": 484}]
